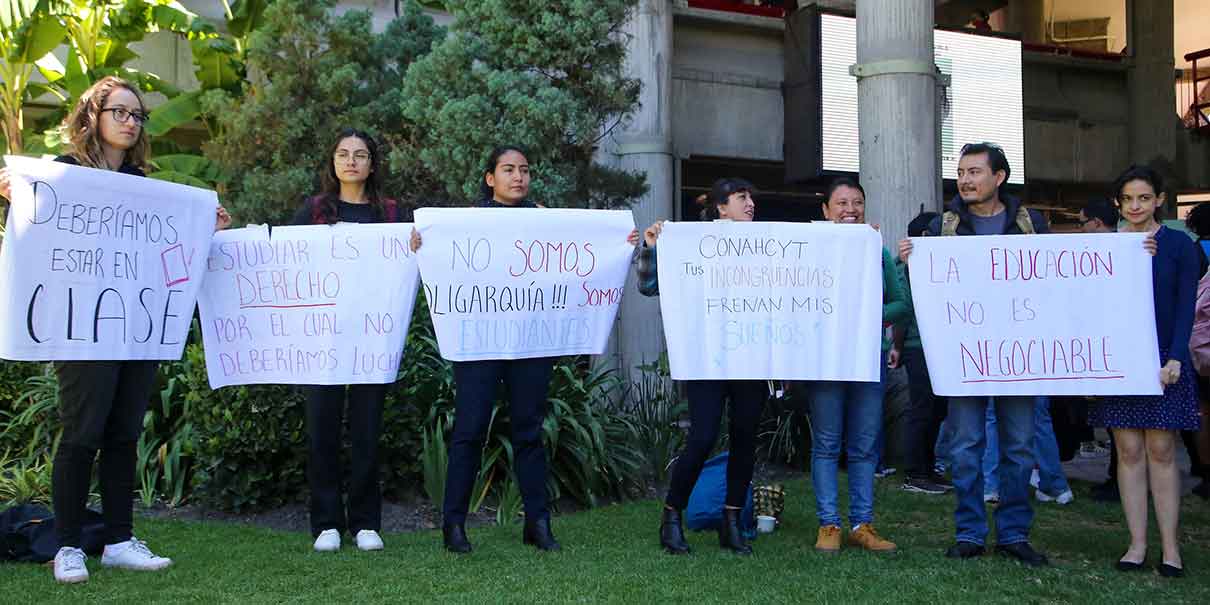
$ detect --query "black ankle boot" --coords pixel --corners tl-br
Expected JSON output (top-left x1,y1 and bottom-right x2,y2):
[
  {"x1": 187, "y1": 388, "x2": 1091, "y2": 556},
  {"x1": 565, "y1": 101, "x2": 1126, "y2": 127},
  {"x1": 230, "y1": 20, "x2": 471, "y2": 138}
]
[
  {"x1": 718, "y1": 508, "x2": 752, "y2": 555},
  {"x1": 523, "y1": 516, "x2": 561, "y2": 551},
  {"x1": 660, "y1": 508, "x2": 690, "y2": 554},
  {"x1": 443, "y1": 524, "x2": 472, "y2": 554}
]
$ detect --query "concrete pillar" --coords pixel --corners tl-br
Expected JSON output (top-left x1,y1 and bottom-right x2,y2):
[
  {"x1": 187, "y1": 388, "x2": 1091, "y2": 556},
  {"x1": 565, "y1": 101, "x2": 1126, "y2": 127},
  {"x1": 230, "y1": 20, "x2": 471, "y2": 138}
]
[
  {"x1": 1006, "y1": 0, "x2": 1047, "y2": 45},
  {"x1": 854, "y1": 0, "x2": 939, "y2": 246},
  {"x1": 1127, "y1": 0, "x2": 1177, "y2": 175},
  {"x1": 608, "y1": 0, "x2": 675, "y2": 382}
]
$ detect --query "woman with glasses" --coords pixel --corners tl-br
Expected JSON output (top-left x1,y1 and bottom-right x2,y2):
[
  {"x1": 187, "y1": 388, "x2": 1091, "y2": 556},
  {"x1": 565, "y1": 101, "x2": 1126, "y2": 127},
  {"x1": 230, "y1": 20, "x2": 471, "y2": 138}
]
[
  {"x1": 1088, "y1": 165, "x2": 1201, "y2": 578},
  {"x1": 290, "y1": 128, "x2": 408, "y2": 553},
  {"x1": 0, "y1": 76, "x2": 230, "y2": 584}
]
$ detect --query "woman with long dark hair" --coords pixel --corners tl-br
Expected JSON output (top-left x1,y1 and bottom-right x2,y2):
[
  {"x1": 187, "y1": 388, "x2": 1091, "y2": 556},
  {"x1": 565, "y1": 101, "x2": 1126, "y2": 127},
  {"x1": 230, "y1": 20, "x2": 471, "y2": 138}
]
[
  {"x1": 636, "y1": 177, "x2": 768, "y2": 556},
  {"x1": 290, "y1": 128, "x2": 408, "y2": 553},
  {"x1": 1089, "y1": 165, "x2": 1201, "y2": 577},
  {"x1": 0, "y1": 76, "x2": 230, "y2": 584}
]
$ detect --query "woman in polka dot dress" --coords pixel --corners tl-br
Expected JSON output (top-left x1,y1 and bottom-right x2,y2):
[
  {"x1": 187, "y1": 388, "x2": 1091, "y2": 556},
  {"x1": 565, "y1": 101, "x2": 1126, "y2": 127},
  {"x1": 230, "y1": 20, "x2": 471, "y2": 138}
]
[{"x1": 1089, "y1": 165, "x2": 1201, "y2": 578}]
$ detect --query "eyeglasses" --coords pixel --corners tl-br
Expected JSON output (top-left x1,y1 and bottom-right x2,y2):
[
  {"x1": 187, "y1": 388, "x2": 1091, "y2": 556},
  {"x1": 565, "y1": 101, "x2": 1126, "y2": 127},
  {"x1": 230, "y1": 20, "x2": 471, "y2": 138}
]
[
  {"x1": 101, "y1": 107, "x2": 148, "y2": 126},
  {"x1": 334, "y1": 151, "x2": 371, "y2": 164}
]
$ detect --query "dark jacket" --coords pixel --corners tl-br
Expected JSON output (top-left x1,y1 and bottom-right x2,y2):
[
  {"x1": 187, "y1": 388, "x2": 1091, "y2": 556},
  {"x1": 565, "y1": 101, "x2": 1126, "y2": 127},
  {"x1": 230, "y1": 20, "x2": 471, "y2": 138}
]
[
  {"x1": 636, "y1": 243, "x2": 659, "y2": 296},
  {"x1": 1153, "y1": 226, "x2": 1201, "y2": 365},
  {"x1": 926, "y1": 194, "x2": 1050, "y2": 236},
  {"x1": 291, "y1": 194, "x2": 405, "y2": 226},
  {"x1": 54, "y1": 154, "x2": 145, "y2": 177},
  {"x1": 480, "y1": 198, "x2": 538, "y2": 209}
]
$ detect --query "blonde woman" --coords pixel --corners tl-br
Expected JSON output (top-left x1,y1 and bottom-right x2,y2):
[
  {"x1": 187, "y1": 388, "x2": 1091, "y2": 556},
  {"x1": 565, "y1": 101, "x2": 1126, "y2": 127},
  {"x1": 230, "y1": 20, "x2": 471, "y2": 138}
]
[{"x1": 0, "y1": 76, "x2": 230, "y2": 584}]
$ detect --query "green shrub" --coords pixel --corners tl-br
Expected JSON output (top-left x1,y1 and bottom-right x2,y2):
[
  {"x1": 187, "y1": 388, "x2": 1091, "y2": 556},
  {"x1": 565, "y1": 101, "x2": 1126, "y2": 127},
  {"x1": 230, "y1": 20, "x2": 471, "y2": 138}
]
[
  {"x1": 0, "y1": 361, "x2": 53, "y2": 457},
  {"x1": 177, "y1": 341, "x2": 309, "y2": 512}
]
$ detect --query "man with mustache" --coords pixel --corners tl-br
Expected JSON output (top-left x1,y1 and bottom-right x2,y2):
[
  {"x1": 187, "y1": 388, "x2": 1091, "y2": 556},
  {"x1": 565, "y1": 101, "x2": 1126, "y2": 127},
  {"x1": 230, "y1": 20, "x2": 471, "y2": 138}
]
[{"x1": 898, "y1": 142, "x2": 1051, "y2": 567}]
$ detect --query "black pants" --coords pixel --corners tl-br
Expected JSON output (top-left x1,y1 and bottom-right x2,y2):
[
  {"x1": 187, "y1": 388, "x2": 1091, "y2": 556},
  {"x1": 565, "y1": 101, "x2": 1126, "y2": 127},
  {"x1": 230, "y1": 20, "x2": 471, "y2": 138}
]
[
  {"x1": 666, "y1": 380, "x2": 767, "y2": 510},
  {"x1": 899, "y1": 348, "x2": 948, "y2": 479},
  {"x1": 443, "y1": 358, "x2": 555, "y2": 527},
  {"x1": 304, "y1": 384, "x2": 386, "y2": 537},
  {"x1": 1050, "y1": 396, "x2": 1095, "y2": 461},
  {"x1": 52, "y1": 361, "x2": 158, "y2": 547}
]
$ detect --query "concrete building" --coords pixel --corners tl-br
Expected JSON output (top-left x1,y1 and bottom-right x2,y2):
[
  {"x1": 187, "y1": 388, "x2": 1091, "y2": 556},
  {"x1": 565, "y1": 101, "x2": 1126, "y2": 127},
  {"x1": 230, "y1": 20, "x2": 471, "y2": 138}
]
[
  {"x1": 40, "y1": 1, "x2": 1208, "y2": 379},
  {"x1": 601, "y1": 0, "x2": 1210, "y2": 379}
]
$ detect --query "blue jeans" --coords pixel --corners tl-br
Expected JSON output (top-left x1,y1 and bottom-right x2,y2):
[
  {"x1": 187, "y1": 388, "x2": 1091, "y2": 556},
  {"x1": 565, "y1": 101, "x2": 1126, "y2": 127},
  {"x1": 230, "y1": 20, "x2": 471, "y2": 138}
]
[
  {"x1": 983, "y1": 402, "x2": 999, "y2": 496},
  {"x1": 809, "y1": 377, "x2": 884, "y2": 528},
  {"x1": 949, "y1": 396, "x2": 1035, "y2": 546},
  {"x1": 1033, "y1": 397, "x2": 1071, "y2": 495}
]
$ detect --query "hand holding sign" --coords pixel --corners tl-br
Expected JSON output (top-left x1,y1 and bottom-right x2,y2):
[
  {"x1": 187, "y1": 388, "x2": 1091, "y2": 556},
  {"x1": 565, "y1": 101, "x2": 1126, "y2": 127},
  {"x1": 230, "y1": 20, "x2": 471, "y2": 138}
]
[
  {"x1": 908, "y1": 233, "x2": 1161, "y2": 396},
  {"x1": 0, "y1": 156, "x2": 217, "y2": 361},
  {"x1": 414, "y1": 208, "x2": 634, "y2": 361}
]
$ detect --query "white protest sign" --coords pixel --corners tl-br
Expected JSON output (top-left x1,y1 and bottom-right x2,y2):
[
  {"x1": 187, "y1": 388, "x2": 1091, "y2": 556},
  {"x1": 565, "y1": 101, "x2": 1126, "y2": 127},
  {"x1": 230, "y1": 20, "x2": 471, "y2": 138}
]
[
  {"x1": 196, "y1": 223, "x2": 420, "y2": 387},
  {"x1": 0, "y1": 155, "x2": 216, "y2": 360},
  {"x1": 656, "y1": 221, "x2": 884, "y2": 381},
  {"x1": 908, "y1": 233, "x2": 1161, "y2": 396},
  {"x1": 413, "y1": 208, "x2": 634, "y2": 361}
]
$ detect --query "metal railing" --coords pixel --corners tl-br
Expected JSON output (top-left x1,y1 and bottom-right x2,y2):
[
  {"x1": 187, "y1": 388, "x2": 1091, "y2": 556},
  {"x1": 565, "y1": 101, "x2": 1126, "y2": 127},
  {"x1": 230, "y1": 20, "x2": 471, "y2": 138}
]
[{"x1": 1181, "y1": 48, "x2": 1210, "y2": 132}]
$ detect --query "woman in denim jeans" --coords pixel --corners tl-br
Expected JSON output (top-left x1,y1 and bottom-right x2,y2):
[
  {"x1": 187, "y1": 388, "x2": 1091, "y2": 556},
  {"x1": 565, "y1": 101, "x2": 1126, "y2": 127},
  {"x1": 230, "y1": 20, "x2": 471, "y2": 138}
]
[{"x1": 808, "y1": 178, "x2": 908, "y2": 553}]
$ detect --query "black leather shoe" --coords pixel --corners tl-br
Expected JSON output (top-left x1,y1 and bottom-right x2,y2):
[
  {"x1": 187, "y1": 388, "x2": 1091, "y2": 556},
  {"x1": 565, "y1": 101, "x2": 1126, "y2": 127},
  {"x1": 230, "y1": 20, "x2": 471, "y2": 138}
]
[
  {"x1": 660, "y1": 508, "x2": 690, "y2": 555},
  {"x1": 944, "y1": 541, "x2": 985, "y2": 559},
  {"x1": 1157, "y1": 563, "x2": 1185, "y2": 578},
  {"x1": 1115, "y1": 558, "x2": 1146, "y2": 572},
  {"x1": 996, "y1": 542, "x2": 1049, "y2": 567},
  {"x1": 523, "y1": 517, "x2": 561, "y2": 551},
  {"x1": 443, "y1": 524, "x2": 472, "y2": 554},
  {"x1": 718, "y1": 508, "x2": 752, "y2": 555}
]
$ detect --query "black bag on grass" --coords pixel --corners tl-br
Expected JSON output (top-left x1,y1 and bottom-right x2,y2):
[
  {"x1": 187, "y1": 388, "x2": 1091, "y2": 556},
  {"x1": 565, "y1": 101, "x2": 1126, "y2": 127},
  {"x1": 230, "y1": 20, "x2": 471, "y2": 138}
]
[{"x1": 1, "y1": 504, "x2": 105, "y2": 563}]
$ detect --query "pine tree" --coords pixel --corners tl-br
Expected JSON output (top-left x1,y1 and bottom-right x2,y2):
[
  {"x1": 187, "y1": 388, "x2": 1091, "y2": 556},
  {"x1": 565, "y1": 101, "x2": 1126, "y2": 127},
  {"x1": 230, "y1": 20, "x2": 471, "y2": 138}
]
[{"x1": 400, "y1": 0, "x2": 647, "y2": 208}]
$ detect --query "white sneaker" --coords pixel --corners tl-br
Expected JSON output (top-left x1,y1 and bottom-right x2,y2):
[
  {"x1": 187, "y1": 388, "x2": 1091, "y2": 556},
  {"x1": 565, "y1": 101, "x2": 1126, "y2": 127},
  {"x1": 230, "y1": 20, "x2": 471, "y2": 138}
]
[
  {"x1": 1036, "y1": 489, "x2": 1075, "y2": 505},
  {"x1": 313, "y1": 529, "x2": 341, "y2": 552},
  {"x1": 355, "y1": 530, "x2": 384, "y2": 551},
  {"x1": 1029, "y1": 468, "x2": 1040, "y2": 489},
  {"x1": 101, "y1": 538, "x2": 172, "y2": 571},
  {"x1": 1079, "y1": 441, "x2": 1110, "y2": 458},
  {"x1": 53, "y1": 547, "x2": 89, "y2": 584}
]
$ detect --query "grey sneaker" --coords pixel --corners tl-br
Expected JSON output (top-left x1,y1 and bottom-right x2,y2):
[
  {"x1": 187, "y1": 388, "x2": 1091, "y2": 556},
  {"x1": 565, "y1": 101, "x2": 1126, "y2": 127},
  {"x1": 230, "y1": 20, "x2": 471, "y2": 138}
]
[{"x1": 902, "y1": 476, "x2": 947, "y2": 495}]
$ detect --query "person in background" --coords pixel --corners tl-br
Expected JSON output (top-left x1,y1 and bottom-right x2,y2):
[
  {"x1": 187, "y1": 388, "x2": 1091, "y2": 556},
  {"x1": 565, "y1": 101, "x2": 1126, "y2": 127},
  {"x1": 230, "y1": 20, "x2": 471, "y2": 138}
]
[
  {"x1": 891, "y1": 211, "x2": 952, "y2": 496},
  {"x1": 638, "y1": 177, "x2": 768, "y2": 556},
  {"x1": 808, "y1": 177, "x2": 907, "y2": 554},
  {"x1": 1185, "y1": 201, "x2": 1210, "y2": 500},
  {"x1": 0, "y1": 76, "x2": 230, "y2": 584},
  {"x1": 291, "y1": 129, "x2": 408, "y2": 554},
  {"x1": 966, "y1": 9, "x2": 993, "y2": 32},
  {"x1": 1089, "y1": 166, "x2": 1200, "y2": 578}
]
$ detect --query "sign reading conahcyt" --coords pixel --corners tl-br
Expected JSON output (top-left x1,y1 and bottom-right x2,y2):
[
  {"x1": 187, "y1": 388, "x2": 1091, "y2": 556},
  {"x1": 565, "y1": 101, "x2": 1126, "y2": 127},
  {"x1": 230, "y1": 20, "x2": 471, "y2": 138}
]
[
  {"x1": 196, "y1": 223, "x2": 421, "y2": 387},
  {"x1": 0, "y1": 155, "x2": 217, "y2": 361},
  {"x1": 908, "y1": 233, "x2": 1161, "y2": 396},
  {"x1": 656, "y1": 221, "x2": 884, "y2": 381},
  {"x1": 413, "y1": 208, "x2": 635, "y2": 361}
]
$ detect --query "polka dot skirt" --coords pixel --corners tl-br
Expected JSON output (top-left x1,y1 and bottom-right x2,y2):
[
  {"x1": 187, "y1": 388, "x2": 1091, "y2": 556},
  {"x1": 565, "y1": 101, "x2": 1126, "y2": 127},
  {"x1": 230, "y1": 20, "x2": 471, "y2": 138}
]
[{"x1": 1088, "y1": 349, "x2": 1202, "y2": 431}]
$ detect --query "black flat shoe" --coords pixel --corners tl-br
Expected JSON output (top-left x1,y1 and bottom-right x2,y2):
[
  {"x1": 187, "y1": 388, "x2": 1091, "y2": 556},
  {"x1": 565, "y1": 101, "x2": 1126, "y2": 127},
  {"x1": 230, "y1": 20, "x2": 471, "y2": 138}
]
[
  {"x1": 443, "y1": 524, "x2": 472, "y2": 554},
  {"x1": 659, "y1": 508, "x2": 690, "y2": 555},
  {"x1": 1157, "y1": 563, "x2": 1185, "y2": 578},
  {"x1": 523, "y1": 517, "x2": 561, "y2": 552},
  {"x1": 995, "y1": 542, "x2": 1049, "y2": 567},
  {"x1": 718, "y1": 508, "x2": 752, "y2": 555},
  {"x1": 1115, "y1": 558, "x2": 1145, "y2": 572},
  {"x1": 944, "y1": 542, "x2": 985, "y2": 559}
]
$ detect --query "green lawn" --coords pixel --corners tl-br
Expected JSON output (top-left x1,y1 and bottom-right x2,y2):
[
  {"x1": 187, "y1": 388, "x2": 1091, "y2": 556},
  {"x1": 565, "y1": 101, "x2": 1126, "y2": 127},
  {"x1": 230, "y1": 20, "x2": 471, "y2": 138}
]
[{"x1": 3, "y1": 479, "x2": 1208, "y2": 604}]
